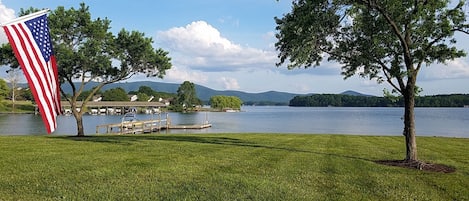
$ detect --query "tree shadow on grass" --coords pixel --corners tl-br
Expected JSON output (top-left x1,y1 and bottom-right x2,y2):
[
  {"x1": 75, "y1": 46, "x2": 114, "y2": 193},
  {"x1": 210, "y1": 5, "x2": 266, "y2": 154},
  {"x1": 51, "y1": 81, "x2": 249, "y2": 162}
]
[
  {"x1": 53, "y1": 135, "x2": 455, "y2": 173},
  {"x1": 56, "y1": 135, "x2": 256, "y2": 147},
  {"x1": 53, "y1": 134, "x2": 372, "y2": 162}
]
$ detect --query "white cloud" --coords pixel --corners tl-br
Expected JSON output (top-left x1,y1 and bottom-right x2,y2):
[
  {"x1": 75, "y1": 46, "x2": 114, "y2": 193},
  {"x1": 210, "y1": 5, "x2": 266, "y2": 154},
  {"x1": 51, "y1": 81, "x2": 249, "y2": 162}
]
[
  {"x1": 156, "y1": 21, "x2": 277, "y2": 72},
  {"x1": 151, "y1": 19, "x2": 469, "y2": 96},
  {"x1": 164, "y1": 65, "x2": 208, "y2": 84},
  {"x1": 218, "y1": 77, "x2": 240, "y2": 90},
  {"x1": 421, "y1": 59, "x2": 469, "y2": 80},
  {"x1": 0, "y1": 1, "x2": 16, "y2": 44},
  {"x1": 289, "y1": 83, "x2": 313, "y2": 93}
]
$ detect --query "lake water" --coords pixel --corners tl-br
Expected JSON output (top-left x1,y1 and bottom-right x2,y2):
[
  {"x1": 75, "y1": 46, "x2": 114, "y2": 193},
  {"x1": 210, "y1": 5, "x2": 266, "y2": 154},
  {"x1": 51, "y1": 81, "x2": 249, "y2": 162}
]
[{"x1": 0, "y1": 106, "x2": 468, "y2": 137}]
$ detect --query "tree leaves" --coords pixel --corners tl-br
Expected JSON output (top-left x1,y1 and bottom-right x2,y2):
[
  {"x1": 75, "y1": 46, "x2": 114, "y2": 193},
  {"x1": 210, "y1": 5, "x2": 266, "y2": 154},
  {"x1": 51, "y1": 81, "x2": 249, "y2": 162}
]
[{"x1": 275, "y1": 0, "x2": 468, "y2": 93}]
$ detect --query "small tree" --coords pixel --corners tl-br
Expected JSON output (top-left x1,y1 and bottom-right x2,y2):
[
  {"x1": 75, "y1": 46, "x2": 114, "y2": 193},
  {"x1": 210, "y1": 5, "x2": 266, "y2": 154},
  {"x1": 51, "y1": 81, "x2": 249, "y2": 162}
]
[
  {"x1": 5, "y1": 68, "x2": 22, "y2": 111},
  {"x1": 275, "y1": 0, "x2": 468, "y2": 163},
  {"x1": 175, "y1": 81, "x2": 201, "y2": 111}
]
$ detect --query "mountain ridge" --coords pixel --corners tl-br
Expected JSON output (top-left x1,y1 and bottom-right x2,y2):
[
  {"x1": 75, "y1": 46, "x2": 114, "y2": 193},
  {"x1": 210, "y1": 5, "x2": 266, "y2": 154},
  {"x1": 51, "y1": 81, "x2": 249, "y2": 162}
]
[{"x1": 56, "y1": 81, "x2": 372, "y2": 104}]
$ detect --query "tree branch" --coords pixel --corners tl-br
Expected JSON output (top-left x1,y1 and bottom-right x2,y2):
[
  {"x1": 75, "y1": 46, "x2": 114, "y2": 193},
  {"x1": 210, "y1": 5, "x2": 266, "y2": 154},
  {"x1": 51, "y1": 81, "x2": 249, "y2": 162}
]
[
  {"x1": 382, "y1": 69, "x2": 402, "y2": 94},
  {"x1": 455, "y1": 28, "x2": 469, "y2": 35},
  {"x1": 82, "y1": 82, "x2": 105, "y2": 107},
  {"x1": 356, "y1": 0, "x2": 414, "y2": 71},
  {"x1": 377, "y1": 60, "x2": 403, "y2": 94}
]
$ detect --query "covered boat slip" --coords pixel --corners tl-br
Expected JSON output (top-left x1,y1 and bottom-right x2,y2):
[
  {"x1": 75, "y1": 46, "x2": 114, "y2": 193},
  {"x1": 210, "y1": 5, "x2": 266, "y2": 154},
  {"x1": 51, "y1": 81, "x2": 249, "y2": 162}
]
[{"x1": 60, "y1": 101, "x2": 168, "y2": 115}]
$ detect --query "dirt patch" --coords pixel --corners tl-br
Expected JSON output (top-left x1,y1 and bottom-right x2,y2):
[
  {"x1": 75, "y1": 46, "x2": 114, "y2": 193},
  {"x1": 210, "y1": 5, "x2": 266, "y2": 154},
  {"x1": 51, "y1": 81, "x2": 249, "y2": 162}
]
[{"x1": 375, "y1": 160, "x2": 456, "y2": 173}]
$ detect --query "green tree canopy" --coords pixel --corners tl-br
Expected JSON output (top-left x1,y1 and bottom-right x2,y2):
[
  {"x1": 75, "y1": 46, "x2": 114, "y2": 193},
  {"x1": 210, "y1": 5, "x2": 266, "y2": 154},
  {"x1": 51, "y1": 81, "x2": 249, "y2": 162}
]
[
  {"x1": 18, "y1": 88, "x2": 33, "y2": 101},
  {"x1": 0, "y1": 79, "x2": 9, "y2": 100},
  {"x1": 136, "y1": 86, "x2": 154, "y2": 101},
  {"x1": 137, "y1": 92, "x2": 151, "y2": 102},
  {"x1": 175, "y1": 81, "x2": 201, "y2": 111},
  {"x1": 275, "y1": 0, "x2": 468, "y2": 162},
  {"x1": 102, "y1": 87, "x2": 128, "y2": 101},
  {"x1": 210, "y1": 95, "x2": 243, "y2": 110},
  {"x1": 0, "y1": 43, "x2": 18, "y2": 68},
  {"x1": 137, "y1": 86, "x2": 154, "y2": 96}
]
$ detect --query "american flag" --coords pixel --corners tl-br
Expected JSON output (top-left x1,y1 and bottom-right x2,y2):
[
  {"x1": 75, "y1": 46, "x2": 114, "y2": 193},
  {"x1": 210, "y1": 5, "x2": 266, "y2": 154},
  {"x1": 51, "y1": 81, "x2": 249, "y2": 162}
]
[{"x1": 2, "y1": 10, "x2": 62, "y2": 133}]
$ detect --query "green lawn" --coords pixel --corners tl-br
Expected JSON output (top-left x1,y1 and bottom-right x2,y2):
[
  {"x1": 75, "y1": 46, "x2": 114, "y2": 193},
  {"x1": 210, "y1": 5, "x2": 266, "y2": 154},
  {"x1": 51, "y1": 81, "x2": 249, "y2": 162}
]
[{"x1": 0, "y1": 134, "x2": 467, "y2": 200}]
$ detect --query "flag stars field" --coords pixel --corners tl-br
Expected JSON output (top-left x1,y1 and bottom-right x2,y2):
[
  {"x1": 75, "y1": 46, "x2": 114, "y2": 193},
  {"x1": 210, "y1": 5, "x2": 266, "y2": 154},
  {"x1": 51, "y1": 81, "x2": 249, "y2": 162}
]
[{"x1": 28, "y1": 18, "x2": 53, "y2": 60}]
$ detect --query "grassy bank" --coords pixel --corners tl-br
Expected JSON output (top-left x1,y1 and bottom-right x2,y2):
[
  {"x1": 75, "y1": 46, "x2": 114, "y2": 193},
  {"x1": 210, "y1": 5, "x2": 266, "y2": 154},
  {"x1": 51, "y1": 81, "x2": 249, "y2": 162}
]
[
  {"x1": 0, "y1": 134, "x2": 467, "y2": 200},
  {"x1": 0, "y1": 100, "x2": 35, "y2": 113}
]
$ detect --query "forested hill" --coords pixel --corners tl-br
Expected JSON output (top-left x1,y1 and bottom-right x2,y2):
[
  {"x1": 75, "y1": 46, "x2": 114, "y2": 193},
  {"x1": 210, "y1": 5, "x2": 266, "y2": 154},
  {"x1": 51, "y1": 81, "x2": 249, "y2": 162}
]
[
  {"x1": 59, "y1": 81, "x2": 311, "y2": 104},
  {"x1": 58, "y1": 81, "x2": 373, "y2": 104},
  {"x1": 289, "y1": 94, "x2": 469, "y2": 107}
]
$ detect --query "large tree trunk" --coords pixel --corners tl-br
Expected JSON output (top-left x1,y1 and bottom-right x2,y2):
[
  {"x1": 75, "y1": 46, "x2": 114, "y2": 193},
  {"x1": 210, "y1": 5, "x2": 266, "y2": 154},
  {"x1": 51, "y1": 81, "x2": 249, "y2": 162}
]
[
  {"x1": 75, "y1": 113, "x2": 85, "y2": 136},
  {"x1": 71, "y1": 103, "x2": 85, "y2": 136},
  {"x1": 402, "y1": 82, "x2": 418, "y2": 161}
]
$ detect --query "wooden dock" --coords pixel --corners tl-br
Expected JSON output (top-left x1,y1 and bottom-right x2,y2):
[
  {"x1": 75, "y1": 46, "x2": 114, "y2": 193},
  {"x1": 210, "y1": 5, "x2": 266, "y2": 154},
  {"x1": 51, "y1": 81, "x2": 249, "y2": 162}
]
[{"x1": 96, "y1": 118, "x2": 211, "y2": 134}]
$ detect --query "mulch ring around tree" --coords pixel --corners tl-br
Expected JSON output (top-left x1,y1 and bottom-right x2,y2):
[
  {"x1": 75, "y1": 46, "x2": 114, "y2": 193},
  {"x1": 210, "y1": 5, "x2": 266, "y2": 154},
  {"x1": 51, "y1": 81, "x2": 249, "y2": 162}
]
[{"x1": 375, "y1": 160, "x2": 456, "y2": 173}]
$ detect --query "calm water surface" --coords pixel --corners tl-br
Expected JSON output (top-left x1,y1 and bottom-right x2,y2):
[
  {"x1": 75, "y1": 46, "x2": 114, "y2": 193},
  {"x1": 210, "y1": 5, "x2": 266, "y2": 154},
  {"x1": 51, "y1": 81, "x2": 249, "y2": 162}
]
[{"x1": 0, "y1": 106, "x2": 467, "y2": 137}]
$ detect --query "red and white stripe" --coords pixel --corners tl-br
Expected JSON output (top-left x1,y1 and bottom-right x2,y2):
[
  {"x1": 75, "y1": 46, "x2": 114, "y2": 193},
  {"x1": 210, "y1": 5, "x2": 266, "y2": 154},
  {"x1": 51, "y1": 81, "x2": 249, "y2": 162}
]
[{"x1": 2, "y1": 11, "x2": 61, "y2": 133}]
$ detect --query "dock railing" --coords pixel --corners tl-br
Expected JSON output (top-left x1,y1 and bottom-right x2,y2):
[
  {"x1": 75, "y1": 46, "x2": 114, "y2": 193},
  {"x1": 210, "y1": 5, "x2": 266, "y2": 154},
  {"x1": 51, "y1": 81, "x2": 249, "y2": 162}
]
[{"x1": 95, "y1": 112, "x2": 212, "y2": 134}]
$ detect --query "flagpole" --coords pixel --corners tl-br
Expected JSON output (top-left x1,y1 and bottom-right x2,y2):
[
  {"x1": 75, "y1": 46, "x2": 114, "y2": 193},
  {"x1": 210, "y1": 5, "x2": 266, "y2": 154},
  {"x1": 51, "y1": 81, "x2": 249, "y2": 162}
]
[{"x1": 1, "y1": 9, "x2": 50, "y2": 26}]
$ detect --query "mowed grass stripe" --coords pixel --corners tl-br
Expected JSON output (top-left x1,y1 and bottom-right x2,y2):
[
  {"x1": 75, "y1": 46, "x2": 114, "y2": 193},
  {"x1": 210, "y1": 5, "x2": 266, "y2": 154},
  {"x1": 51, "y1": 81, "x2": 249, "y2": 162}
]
[{"x1": 0, "y1": 134, "x2": 467, "y2": 200}]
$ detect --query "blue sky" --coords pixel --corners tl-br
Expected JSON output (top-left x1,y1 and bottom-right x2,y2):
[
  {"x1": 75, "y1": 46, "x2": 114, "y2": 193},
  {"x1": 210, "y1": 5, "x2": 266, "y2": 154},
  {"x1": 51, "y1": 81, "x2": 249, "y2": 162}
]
[{"x1": 1, "y1": 0, "x2": 468, "y2": 96}]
